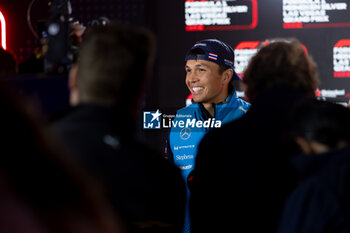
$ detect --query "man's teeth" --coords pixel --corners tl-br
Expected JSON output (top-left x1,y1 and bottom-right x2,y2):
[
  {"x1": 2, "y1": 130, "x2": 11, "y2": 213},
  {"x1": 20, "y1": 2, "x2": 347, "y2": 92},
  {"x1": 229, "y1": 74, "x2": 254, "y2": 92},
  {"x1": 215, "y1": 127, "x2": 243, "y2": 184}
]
[{"x1": 193, "y1": 87, "x2": 203, "y2": 92}]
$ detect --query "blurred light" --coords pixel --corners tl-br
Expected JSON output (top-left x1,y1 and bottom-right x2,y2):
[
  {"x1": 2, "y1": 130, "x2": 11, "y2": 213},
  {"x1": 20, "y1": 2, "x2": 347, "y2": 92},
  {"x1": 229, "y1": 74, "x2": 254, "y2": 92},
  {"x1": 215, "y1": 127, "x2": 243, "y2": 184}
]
[{"x1": 0, "y1": 10, "x2": 6, "y2": 50}]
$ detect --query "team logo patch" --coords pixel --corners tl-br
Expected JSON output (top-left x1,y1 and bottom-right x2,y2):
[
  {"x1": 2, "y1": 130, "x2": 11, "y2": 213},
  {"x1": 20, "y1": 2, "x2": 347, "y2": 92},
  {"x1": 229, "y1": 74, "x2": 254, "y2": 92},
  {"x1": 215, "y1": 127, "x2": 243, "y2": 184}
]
[{"x1": 180, "y1": 127, "x2": 191, "y2": 140}]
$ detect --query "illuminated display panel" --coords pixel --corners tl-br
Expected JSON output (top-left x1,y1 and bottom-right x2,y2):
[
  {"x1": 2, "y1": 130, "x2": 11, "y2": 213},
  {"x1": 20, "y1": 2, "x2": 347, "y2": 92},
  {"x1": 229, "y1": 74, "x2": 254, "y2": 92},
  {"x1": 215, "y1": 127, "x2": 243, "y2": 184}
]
[
  {"x1": 234, "y1": 41, "x2": 308, "y2": 77},
  {"x1": 153, "y1": 0, "x2": 350, "y2": 110},
  {"x1": 0, "y1": 10, "x2": 6, "y2": 50},
  {"x1": 283, "y1": 0, "x2": 350, "y2": 28},
  {"x1": 333, "y1": 39, "x2": 350, "y2": 78},
  {"x1": 234, "y1": 41, "x2": 260, "y2": 76},
  {"x1": 185, "y1": 0, "x2": 258, "y2": 31}
]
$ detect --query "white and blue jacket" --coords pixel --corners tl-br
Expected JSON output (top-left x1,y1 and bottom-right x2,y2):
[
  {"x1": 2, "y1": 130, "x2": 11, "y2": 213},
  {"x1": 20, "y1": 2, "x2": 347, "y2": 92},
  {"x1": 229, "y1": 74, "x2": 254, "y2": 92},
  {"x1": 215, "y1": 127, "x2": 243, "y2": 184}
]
[{"x1": 168, "y1": 90, "x2": 250, "y2": 233}]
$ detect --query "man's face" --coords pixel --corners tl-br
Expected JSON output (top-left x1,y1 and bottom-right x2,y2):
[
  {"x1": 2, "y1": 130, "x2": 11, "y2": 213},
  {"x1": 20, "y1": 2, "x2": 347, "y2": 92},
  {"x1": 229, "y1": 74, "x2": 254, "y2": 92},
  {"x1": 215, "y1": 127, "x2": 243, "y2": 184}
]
[{"x1": 185, "y1": 59, "x2": 228, "y2": 104}]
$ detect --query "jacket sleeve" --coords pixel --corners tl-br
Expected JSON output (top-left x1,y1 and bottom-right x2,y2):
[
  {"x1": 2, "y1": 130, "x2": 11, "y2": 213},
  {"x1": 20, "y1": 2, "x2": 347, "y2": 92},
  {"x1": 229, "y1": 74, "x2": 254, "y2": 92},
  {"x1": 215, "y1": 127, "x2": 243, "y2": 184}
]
[{"x1": 277, "y1": 178, "x2": 347, "y2": 233}]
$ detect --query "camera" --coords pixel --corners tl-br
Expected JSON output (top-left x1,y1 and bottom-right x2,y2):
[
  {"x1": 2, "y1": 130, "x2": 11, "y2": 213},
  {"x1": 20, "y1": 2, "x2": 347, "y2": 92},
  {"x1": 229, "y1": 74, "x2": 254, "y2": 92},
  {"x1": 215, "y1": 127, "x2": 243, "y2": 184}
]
[
  {"x1": 44, "y1": 0, "x2": 110, "y2": 74},
  {"x1": 45, "y1": 0, "x2": 72, "y2": 73}
]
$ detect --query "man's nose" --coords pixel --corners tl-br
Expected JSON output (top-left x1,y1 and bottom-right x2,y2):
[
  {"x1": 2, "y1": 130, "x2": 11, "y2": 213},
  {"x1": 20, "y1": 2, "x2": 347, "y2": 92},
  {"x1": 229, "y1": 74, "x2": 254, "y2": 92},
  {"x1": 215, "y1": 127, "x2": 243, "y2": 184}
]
[{"x1": 187, "y1": 72, "x2": 198, "y2": 83}]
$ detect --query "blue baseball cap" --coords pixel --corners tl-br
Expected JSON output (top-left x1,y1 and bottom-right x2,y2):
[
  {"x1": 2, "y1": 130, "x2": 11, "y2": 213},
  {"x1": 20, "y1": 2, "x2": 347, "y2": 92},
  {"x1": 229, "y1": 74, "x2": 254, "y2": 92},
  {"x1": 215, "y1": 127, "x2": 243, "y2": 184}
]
[{"x1": 185, "y1": 39, "x2": 241, "y2": 80}]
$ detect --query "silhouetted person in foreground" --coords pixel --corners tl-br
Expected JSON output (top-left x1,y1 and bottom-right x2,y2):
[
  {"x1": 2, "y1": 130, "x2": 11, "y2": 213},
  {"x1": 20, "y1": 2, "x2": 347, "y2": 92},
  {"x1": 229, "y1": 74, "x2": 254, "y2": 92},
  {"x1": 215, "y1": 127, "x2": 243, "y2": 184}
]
[
  {"x1": 190, "y1": 38, "x2": 319, "y2": 233},
  {"x1": 52, "y1": 22, "x2": 186, "y2": 233},
  {"x1": 277, "y1": 99, "x2": 350, "y2": 233},
  {"x1": 0, "y1": 83, "x2": 123, "y2": 233}
]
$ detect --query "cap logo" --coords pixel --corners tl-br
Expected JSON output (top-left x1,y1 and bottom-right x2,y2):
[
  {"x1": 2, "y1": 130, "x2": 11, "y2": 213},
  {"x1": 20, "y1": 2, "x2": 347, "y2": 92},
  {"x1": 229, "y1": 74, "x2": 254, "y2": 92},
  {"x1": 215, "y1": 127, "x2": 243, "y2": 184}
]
[
  {"x1": 208, "y1": 53, "x2": 218, "y2": 60},
  {"x1": 224, "y1": 59, "x2": 234, "y2": 66},
  {"x1": 194, "y1": 43, "x2": 207, "y2": 47}
]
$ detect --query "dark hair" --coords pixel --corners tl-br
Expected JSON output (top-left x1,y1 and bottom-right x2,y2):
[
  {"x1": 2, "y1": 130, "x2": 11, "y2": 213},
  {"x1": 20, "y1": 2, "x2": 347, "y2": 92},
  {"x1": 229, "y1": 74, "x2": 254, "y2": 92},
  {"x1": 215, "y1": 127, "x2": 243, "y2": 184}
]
[
  {"x1": 77, "y1": 22, "x2": 156, "y2": 106},
  {"x1": 285, "y1": 99, "x2": 350, "y2": 149},
  {"x1": 243, "y1": 38, "x2": 319, "y2": 101}
]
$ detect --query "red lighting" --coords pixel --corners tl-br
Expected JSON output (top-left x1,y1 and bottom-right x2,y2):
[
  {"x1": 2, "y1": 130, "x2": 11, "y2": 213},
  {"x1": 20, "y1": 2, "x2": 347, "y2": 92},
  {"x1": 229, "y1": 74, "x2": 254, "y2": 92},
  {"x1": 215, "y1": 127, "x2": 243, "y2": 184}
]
[
  {"x1": 185, "y1": 25, "x2": 205, "y2": 31},
  {"x1": 334, "y1": 39, "x2": 350, "y2": 48},
  {"x1": 283, "y1": 22, "x2": 303, "y2": 29},
  {"x1": 235, "y1": 41, "x2": 260, "y2": 50},
  {"x1": 334, "y1": 71, "x2": 350, "y2": 78},
  {"x1": 0, "y1": 11, "x2": 6, "y2": 50}
]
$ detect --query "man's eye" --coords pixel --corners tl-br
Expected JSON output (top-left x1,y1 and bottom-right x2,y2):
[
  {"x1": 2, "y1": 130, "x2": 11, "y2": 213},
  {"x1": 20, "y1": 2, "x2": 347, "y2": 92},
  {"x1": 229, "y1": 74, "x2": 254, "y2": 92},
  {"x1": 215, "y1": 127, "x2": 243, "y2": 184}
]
[
  {"x1": 185, "y1": 69, "x2": 191, "y2": 73},
  {"x1": 199, "y1": 68, "x2": 205, "y2": 72}
]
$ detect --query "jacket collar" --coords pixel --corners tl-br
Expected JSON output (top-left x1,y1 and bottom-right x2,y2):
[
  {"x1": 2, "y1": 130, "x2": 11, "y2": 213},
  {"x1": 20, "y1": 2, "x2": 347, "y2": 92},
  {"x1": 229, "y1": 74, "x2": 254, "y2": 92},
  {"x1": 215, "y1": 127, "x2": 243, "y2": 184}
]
[
  {"x1": 54, "y1": 103, "x2": 136, "y2": 139},
  {"x1": 197, "y1": 90, "x2": 238, "y2": 119},
  {"x1": 290, "y1": 146, "x2": 350, "y2": 179}
]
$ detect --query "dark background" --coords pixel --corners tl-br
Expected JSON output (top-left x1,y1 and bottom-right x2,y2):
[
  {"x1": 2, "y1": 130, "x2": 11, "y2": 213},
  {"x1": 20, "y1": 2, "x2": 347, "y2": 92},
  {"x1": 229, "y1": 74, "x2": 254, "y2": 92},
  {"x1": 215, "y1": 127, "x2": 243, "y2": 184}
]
[{"x1": 1, "y1": 0, "x2": 350, "y2": 153}]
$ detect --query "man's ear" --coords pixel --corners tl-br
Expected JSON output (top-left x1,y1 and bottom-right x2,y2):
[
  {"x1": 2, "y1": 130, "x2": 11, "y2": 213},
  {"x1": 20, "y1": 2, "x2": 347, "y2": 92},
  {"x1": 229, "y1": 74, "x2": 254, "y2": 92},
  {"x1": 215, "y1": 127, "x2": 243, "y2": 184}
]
[
  {"x1": 68, "y1": 64, "x2": 79, "y2": 91},
  {"x1": 295, "y1": 137, "x2": 330, "y2": 154},
  {"x1": 295, "y1": 137, "x2": 313, "y2": 154},
  {"x1": 222, "y1": 69, "x2": 233, "y2": 85},
  {"x1": 68, "y1": 64, "x2": 80, "y2": 106}
]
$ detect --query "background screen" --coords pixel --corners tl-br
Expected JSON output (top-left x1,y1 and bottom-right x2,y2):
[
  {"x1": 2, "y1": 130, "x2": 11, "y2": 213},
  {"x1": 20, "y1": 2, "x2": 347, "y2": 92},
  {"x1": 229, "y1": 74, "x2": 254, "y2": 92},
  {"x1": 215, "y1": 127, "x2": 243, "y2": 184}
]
[{"x1": 152, "y1": 0, "x2": 350, "y2": 111}]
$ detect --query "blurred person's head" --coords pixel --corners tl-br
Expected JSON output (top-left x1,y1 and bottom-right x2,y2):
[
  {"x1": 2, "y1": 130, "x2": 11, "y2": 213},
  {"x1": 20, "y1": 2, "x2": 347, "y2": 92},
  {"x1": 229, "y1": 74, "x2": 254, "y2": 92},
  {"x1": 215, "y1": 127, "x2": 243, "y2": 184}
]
[
  {"x1": 0, "y1": 83, "x2": 125, "y2": 233},
  {"x1": 184, "y1": 39, "x2": 240, "y2": 106},
  {"x1": 69, "y1": 22, "x2": 156, "y2": 115},
  {"x1": 243, "y1": 38, "x2": 319, "y2": 102},
  {"x1": 285, "y1": 99, "x2": 350, "y2": 155}
]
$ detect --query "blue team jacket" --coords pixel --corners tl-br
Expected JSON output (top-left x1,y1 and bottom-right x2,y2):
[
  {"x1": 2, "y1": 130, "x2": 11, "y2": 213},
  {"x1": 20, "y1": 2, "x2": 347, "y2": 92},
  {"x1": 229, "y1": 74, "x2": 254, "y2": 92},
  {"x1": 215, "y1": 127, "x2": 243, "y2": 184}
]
[{"x1": 169, "y1": 90, "x2": 250, "y2": 233}]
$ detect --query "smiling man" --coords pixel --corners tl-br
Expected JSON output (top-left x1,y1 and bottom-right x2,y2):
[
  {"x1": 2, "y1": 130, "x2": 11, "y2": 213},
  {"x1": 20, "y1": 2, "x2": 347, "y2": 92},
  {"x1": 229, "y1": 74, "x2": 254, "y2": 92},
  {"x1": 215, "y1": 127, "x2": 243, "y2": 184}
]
[{"x1": 168, "y1": 39, "x2": 250, "y2": 233}]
